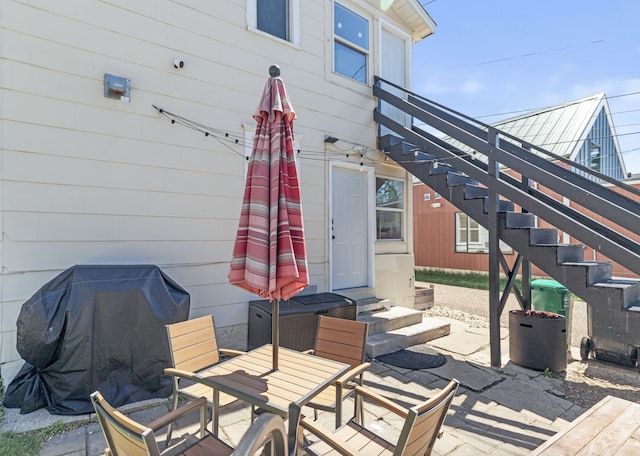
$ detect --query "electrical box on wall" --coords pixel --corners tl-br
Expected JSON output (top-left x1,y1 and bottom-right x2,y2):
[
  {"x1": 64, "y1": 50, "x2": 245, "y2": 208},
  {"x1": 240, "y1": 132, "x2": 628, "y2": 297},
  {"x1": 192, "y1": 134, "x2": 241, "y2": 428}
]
[{"x1": 103, "y1": 74, "x2": 131, "y2": 102}]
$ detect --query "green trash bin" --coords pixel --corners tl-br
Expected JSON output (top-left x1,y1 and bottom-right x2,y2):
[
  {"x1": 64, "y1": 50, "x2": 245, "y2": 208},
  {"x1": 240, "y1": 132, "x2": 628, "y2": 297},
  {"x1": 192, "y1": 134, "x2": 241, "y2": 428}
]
[{"x1": 531, "y1": 279, "x2": 573, "y2": 351}]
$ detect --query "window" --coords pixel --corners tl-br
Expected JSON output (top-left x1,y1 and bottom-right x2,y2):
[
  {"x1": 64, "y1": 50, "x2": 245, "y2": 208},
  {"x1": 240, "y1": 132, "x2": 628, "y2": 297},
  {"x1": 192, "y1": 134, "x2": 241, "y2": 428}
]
[
  {"x1": 247, "y1": 0, "x2": 299, "y2": 45},
  {"x1": 590, "y1": 142, "x2": 601, "y2": 172},
  {"x1": 334, "y1": 3, "x2": 369, "y2": 83},
  {"x1": 376, "y1": 177, "x2": 404, "y2": 240},
  {"x1": 257, "y1": 0, "x2": 288, "y2": 40},
  {"x1": 455, "y1": 213, "x2": 512, "y2": 254}
]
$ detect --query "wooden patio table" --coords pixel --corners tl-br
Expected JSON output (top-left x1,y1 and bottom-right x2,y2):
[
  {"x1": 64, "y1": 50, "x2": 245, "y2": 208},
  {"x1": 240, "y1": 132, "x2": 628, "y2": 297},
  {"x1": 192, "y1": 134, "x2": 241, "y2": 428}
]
[
  {"x1": 531, "y1": 395, "x2": 640, "y2": 455},
  {"x1": 193, "y1": 344, "x2": 349, "y2": 454}
]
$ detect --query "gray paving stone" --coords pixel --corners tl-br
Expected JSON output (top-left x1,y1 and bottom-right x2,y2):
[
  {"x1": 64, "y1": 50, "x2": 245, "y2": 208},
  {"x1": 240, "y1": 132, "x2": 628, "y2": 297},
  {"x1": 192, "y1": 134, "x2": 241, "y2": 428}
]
[
  {"x1": 86, "y1": 423, "x2": 107, "y2": 456},
  {"x1": 481, "y1": 377, "x2": 574, "y2": 421},
  {"x1": 428, "y1": 357, "x2": 505, "y2": 391},
  {"x1": 560, "y1": 403, "x2": 585, "y2": 422},
  {"x1": 39, "y1": 427, "x2": 86, "y2": 456},
  {"x1": 404, "y1": 368, "x2": 441, "y2": 386}
]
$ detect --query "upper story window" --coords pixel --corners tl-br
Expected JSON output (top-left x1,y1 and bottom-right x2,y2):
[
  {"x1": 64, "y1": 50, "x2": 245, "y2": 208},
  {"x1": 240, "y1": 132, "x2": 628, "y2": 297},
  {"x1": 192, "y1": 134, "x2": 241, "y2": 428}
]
[
  {"x1": 376, "y1": 177, "x2": 404, "y2": 241},
  {"x1": 247, "y1": 1, "x2": 300, "y2": 45},
  {"x1": 334, "y1": 2, "x2": 369, "y2": 84},
  {"x1": 258, "y1": 0, "x2": 288, "y2": 40}
]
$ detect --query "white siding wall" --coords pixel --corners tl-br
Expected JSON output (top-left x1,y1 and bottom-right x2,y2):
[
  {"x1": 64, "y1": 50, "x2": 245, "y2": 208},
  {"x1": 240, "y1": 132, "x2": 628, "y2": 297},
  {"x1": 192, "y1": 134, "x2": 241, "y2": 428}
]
[{"x1": 0, "y1": 0, "x2": 420, "y2": 363}]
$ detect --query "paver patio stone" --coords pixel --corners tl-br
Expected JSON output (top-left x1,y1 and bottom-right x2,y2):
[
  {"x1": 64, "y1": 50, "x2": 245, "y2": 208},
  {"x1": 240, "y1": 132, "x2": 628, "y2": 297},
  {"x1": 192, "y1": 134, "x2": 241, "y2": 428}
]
[
  {"x1": 428, "y1": 356, "x2": 505, "y2": 391},
  {"x1": 39, "y1": 427, "x2": 86, "y2": 456},
  {"x1": 404, "y1": 367, "x2": 441, "y2": 385},
  {"x1": 481, "y1": 377, "x2": 574, "y2": 421}
]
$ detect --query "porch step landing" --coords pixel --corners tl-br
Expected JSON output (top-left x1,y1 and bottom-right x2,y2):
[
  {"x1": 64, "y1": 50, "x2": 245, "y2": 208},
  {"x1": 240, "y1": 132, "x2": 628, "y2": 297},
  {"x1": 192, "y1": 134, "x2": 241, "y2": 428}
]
[
  {"x1": 337, "y1": 288, "x2": 391, "y2": 313},
  {"x1": 359, "y1": 307, "x2": 450, "y2": 359}
]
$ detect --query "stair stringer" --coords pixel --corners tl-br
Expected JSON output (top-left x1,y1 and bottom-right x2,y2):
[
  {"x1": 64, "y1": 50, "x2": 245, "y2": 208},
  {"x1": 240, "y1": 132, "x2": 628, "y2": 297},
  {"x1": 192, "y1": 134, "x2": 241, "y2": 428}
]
[{"x1": 384, "y1": 140, "x2": 640, "y2": 310}]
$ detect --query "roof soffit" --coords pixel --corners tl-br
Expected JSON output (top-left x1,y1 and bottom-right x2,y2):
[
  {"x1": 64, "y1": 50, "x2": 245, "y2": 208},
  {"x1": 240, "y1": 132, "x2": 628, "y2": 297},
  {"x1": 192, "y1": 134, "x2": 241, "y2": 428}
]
[{"x1": 364, "y1": 0, "x2": 436, "y2": 42}]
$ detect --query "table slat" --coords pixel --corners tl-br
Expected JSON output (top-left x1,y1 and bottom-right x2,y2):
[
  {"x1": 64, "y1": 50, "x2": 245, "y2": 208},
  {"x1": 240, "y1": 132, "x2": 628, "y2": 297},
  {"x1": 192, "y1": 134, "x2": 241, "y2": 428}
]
[{"x1": 532, "y1": 396, "x2": 640, "y2": 456}]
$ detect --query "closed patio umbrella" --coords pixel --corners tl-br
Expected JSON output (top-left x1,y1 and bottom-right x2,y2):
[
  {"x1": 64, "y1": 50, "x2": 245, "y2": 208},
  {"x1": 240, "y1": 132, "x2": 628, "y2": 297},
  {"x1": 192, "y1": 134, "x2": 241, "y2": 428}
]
[{"x1": 229, "y1": 66, "x2": 309, "y2": 370}]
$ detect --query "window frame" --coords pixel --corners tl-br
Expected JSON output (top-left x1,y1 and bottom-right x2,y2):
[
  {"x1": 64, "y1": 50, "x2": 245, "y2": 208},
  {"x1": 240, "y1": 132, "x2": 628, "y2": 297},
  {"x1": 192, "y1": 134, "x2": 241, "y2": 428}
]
[
  {"x1": 247, "y1": 0, "x2": 300, "y2": 46},
  {"x1": 332, "y1": 2, "x2": 370, "y2": 84},
  {"x1": 455, "y1": 212, "x2": 513, "y2": 254},
  {"x1": 589, "y1": 141, "x2": 601, "y2": 172},
  {"x1": 375, "y1": 176, "x2": 405, "y2": 242}
]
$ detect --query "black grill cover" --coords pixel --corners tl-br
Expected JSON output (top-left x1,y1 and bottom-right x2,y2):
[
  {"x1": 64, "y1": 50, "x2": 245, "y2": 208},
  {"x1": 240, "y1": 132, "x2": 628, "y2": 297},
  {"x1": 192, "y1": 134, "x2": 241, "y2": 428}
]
[{"x1": 4, "y1": 265, "x2": 190, "y2": 415}]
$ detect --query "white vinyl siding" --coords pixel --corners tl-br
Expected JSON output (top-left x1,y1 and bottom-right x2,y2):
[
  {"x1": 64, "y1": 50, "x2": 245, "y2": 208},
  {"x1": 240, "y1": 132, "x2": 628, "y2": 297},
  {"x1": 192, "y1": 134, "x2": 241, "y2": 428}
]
[{"x1": 0, "y1": 0, "x2": 424, "y2": 362}]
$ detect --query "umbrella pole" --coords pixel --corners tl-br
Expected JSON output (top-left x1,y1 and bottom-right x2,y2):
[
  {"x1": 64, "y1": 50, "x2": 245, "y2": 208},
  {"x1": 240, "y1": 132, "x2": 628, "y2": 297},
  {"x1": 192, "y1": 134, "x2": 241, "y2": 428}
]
[{"x1": 272, "y1": 298, "x2": 279, "y2": 371}]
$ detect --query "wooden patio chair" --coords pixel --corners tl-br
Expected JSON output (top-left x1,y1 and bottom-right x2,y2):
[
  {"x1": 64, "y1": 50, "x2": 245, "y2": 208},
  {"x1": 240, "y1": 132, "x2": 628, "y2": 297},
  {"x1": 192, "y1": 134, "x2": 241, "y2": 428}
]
[
  {"x1": 163, "y1": 315, "x2": 246, "y2": 443},
  {"x1": 304, "y1": 315, "x2": 370, "y2": 428},
  {"x1": 298, "y1": 379, "x2": 459, "y2": 456},
  {"x1": 91, "y1": 391, "x2": 288, "y2": 456}
]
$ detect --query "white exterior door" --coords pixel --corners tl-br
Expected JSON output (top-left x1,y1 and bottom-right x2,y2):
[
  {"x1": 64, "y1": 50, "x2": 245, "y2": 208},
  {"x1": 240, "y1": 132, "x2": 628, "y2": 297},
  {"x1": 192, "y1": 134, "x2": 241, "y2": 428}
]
[
  {"x1": 331, "y1": 166, "x2": 369, "y2": 290},
  {"x1": 380, "y1": 28, "x2": 409, "y2": 137}
]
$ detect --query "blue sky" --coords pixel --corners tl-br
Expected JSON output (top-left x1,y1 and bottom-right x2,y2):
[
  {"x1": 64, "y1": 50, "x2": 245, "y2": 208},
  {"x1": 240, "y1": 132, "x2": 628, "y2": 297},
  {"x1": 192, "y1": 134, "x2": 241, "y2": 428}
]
[{"x1": 412, "y1": 1, "x2": 640, "y2": 175}]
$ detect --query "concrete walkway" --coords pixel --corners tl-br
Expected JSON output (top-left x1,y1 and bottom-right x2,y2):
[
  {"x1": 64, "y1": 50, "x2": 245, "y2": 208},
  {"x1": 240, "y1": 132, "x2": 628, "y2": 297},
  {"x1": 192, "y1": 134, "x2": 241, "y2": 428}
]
[{"x1": 0, "y1": 284, "x2": 637, "y2": 455}]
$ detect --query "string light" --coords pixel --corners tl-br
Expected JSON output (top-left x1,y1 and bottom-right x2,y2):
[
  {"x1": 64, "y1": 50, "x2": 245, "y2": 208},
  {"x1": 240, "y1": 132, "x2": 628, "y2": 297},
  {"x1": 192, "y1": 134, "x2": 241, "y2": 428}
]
[{"x1": 152, "y1": 104, "x2": 489, "y2": 168}]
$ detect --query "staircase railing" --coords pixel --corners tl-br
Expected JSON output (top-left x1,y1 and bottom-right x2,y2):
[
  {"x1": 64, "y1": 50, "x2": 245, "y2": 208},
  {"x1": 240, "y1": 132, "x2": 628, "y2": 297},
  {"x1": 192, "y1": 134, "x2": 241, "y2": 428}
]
[{"x1": 373, "y1": 76, "x2": 640, "y2": 276}]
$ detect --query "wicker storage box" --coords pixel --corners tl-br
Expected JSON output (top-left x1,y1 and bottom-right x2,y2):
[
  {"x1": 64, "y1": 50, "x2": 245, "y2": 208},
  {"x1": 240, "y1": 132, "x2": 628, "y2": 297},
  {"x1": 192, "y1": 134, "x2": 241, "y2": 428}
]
[{"x1": 248, "y1": 293, "x2": 356, "y2": 351}]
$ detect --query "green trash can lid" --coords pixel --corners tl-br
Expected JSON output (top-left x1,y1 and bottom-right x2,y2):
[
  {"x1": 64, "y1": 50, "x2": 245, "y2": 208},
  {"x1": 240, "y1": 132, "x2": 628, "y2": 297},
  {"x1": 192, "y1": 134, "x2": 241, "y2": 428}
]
[{"x1": 531, "y1": 279, "x2": 568, "y2": 292}]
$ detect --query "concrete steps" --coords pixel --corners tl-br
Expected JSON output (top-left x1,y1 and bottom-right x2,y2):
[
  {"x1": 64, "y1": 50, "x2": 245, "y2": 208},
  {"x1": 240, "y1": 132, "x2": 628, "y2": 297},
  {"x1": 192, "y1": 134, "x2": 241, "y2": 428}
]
[
  {"x1": 340, "y1": 286, "x2": 448, "y2": 359},
  {"x1": 358, "y1": 306, "x2": 450, "y2": 359},
  {"x1": 337, "y1": 288, "x2": 391, "y2": 313}
]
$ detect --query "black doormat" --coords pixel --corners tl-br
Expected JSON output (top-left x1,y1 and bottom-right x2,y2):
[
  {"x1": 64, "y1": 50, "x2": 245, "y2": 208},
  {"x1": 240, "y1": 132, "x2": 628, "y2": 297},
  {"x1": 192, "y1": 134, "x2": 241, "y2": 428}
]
[{"x1": 377, "y1": 344, "x2": 447, "y2": 370}]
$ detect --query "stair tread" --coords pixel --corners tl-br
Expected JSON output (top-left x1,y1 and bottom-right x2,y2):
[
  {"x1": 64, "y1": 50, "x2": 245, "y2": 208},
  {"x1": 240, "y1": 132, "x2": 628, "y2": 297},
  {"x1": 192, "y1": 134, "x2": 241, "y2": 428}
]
[
  {"x1": 359, "y1": 306, "x2": 422, "y2": 322},
  {"x1": 367, "y1": 318, "x2": 449, "y2": 342},
  {"x1": 593, "y1": 278, "x2": 640, "y2": 288},
  {"x1": 560, "y1": 261, "x2": 613, "y2": 266},
  {"x1": 365, "y1": 318, "x2": 450, "y2": 358}
]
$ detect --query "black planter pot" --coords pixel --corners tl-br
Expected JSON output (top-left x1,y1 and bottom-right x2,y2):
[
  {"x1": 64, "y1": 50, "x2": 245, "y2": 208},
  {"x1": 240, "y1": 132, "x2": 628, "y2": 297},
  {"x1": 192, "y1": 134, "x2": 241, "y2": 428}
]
[{"x1": 509, "y1": 310, "x2": 567, "y2": 372}]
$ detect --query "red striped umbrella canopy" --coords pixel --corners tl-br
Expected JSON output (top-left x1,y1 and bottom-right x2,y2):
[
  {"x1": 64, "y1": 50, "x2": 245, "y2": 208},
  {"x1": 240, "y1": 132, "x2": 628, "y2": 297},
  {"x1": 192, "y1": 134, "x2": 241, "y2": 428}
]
[{"x1": 228, "y1": 70, "x2": 308, "y2": 369}]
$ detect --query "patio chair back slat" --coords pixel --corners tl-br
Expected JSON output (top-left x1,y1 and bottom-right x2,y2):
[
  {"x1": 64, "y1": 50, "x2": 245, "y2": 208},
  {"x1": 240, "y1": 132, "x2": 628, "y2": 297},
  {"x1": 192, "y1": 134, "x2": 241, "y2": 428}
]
[
  {"x1": 314, "y1": 316, "x2": 367, "y2": 368},
  {"x1": 166, "y1": 316, "x2": 220, "y2": 370},
  {"x1": 395, "y1": 379, "x2": 459, "y2": 456},
  {"x1": 91, "y1": 390, "x2": 245, "y2": 456},
  {"x1": 300, "y1": 380, "x2": 459, "y2": 456},
  {"x1": 164, "y1": 315, "x2": 243, "y2": 444},
  {"x1": 91, "y1": 391, "x2": 160, "y2": 456}
]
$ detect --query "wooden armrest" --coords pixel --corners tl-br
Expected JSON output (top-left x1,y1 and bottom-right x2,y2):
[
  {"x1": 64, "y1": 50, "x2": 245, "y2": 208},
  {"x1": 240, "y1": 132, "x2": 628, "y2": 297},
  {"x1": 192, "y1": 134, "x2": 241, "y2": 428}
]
[
  {"x1": 147, "y1": 396, "x2": 207, "y2": 431},
  {"x1": 219, "y1": 348, "x2": 245, "y2": 357},
  {"x1": 164, "y1": 367, "x2": 199, "y2": 382},
  {"x1": 299, "y1": 417, "x2": 358, "y2": 456},
  {"x1": 335, "y1": 362, "x2": 371, "y2": 386},
  {"x1": 354, "y1": 386, "x2": 408, "y2": 418}
]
